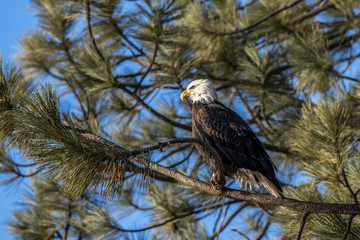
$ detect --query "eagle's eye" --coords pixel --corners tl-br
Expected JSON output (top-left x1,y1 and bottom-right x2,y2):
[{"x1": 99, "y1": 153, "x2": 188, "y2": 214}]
[{"x1": 189, "y1": 85, "x2": 196, "y2": 90}]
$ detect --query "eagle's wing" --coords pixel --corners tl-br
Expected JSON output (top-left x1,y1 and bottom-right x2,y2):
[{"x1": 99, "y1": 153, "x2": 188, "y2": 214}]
[{"x1": 192, "y1": 101, "x2": 281, "y2": 191}]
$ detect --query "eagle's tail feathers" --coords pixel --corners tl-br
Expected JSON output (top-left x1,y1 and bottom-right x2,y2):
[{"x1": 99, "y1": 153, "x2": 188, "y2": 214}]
[{"x1": 233, "y1": 168, "x2": 284, "y2": 198}]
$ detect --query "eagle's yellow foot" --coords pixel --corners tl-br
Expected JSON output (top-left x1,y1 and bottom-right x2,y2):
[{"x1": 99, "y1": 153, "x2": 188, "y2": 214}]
[{"x1": 211, "y1": 173, "x2": 224, "y2": 191}]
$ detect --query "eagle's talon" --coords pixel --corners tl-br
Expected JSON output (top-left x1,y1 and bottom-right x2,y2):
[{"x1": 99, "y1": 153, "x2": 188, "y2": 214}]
[{"x1": 211, "y1": 174, "x2": 223, "y2": 191}]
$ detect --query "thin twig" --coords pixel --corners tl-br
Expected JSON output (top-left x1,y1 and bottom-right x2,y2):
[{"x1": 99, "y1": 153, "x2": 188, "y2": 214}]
[
  {"x1": 167, "y1": 146, "x2": 195, "y2": 168},
  {"x1": 55, "y1": 231, "x2": 63, "y2": 239},
  {"x1": 211, "y1": 202, "x2": 249, "y2": 239},
  {"x1": 14, "y1": 162, "x2": 36, "y2": 167},
  {"x1": 14, "y1": 169, "x2": 41, "y2": 178},
  {"x1": 112, "y1": 19, "x2": 146, "y2": 56},
  {"x1": 64, "y1": 76, "x2": 92, "y2": 130},
  {"x1": 256, "y1": 221, "x2": 271, "y2": 240},
  {"x1": 295, "y1": 212, "x2": 310, "y2": 240},
  {"x1": 155, "y1": 145, "x2": 190, "y2": 164},
  {"x1": 215, "y1": 204, "x2": 232, "y2": 240},
  {"x1": 237, "y1": 91, "x2": 272, "y2": 138},
  {"x1": 127, "y1": 200, "x2": 153, "y2": 211},
  {"x1": 86, "y1": 0, "x2": 105, "y2": 61},
  {"x1": 134, "y1": 35, "x2": 159, "y2": 93},
  {"x1": 112, "y1": 202, "x2": 228, "y2": 233},
  {"x1": 342, "y1": 168, "x2": 358, "y2": 204},
  {"x1": 254, "y1": 203, "x2": 273, "y2": 216},
  {"x1": 232, "y1": 229, "x2": 250, "y2": 240},
  {"x1": 119, "y1": 86, "x2": 191, "y2": 131},
  {"x1": 212, "y1": 199, "x2": 224, "y2": 234},
  {"x1": 115, "y1": 71, "x2": 144, "y2": 80},
  {"x1": 63, "y1": 201, "x2": 73, "y2": 240},
  {"x1": 342, "y1": 214, "x2": 356, "y2": 240}
]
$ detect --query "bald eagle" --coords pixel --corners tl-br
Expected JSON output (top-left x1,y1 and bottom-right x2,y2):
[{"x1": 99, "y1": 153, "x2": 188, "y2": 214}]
[{"x1": 181, "y1": 79, "x2": 283, "y2": 198}]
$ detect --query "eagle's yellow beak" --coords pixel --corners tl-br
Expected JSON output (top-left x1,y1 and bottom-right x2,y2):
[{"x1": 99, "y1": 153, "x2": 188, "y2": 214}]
[{"x1": 180, "y1": 90, "x2": 193, "y2": 101}]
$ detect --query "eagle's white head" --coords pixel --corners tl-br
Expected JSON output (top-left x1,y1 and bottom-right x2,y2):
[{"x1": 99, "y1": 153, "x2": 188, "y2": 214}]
[{"x1": 180, "y1": 79, "x2": 217, "y2": 104}]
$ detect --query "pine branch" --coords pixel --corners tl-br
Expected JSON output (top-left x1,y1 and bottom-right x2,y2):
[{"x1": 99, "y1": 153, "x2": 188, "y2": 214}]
[
  {"x1": 57, "y1": 121, "x2": 360, "y2": 215},
  {"x1": 295, "y1": 212, "x2": 310, "y2": 240},
  {"x1": 208, "y1": 0, "x2": 304, "y2": 36},
  {"x1": 329, "y1": 32, "x2": 360, "y2": 50},
  {"x1": 131, "y1": 151, "x2": 360, "y2": 214},
  {"x1": 290, "y1": 2, "x2": 334, "y2": 25}
]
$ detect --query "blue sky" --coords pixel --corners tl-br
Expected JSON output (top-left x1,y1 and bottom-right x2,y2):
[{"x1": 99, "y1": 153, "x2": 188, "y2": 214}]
[{"x1": 0, "y1": 1, "x2": 37, "y2": 239}]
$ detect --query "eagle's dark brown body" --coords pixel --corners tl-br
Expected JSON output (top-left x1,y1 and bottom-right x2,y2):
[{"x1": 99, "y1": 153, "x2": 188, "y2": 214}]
[{"x1": 192, "y1": 100, "x2": 282, "y2": 195}]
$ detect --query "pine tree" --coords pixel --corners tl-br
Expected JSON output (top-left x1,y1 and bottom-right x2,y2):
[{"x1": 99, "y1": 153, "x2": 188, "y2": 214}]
[{"x1": 1, "y1": 0, "x2": 360, "y2": 239}]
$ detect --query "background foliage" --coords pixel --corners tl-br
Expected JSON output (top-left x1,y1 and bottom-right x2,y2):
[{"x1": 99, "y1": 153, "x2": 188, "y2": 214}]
[{"x1": 1, "y1": 0, "x2": 360, "y2": 239}]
